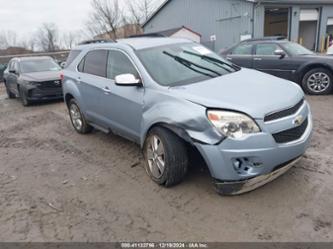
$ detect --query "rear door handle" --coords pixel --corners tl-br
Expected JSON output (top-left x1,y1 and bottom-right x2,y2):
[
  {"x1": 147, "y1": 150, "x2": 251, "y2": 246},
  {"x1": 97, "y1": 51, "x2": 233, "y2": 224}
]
[
  {"x1": 254, "y1": 57, "x2": 262, "y2": 61},
  {"x1": 102, "y1": 87, "x2": 112, "y2": 95},
  {"x1": 76, "y1": 77, "x2": 81, "y2": 84},
  {"x1": 226, "y1": 57, "x2": 233, "y2": 60}
]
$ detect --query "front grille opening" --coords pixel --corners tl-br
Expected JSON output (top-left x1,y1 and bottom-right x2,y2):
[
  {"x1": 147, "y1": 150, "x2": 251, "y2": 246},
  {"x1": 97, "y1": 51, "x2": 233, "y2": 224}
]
[
  {"x1": 272, "y1": 118, "x2": 308, "y2": 144},
  {"x1": 265, "y1": 99, "x2": 304, "y2": 122},
  {"x1": 38, "y1": 80, "x2": 62, "y2": 89}
]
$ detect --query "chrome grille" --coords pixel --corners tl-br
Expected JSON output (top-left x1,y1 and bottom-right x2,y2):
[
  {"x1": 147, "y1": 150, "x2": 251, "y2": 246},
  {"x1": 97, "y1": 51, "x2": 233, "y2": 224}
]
[{"x1": 265, "y1": 99, "x2": 304, "y2": 122}]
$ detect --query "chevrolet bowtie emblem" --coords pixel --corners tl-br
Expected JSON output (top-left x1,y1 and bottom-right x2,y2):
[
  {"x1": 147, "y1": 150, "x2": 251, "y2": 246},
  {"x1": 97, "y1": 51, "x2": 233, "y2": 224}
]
[{"x1": 293, "y1": 115, "x2": 304, "y2": 127}]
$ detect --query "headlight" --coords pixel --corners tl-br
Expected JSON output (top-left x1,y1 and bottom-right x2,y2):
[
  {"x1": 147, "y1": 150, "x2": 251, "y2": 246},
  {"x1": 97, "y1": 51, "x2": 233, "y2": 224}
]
[{"x1": 207, "y1": 110, "x2": 260, "y2": 139}]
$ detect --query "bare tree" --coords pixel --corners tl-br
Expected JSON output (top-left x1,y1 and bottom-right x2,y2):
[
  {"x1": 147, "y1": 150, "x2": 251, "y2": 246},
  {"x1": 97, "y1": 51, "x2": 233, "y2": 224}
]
[
  {"x1": 19, "y1": 37, "x2": 37, "y2": 52},
  {"x1": 27, "y1": 38, "x2": 37, "y2": 52},
  {"x1": 0, "y1": 30, "x2": 18, "y2": 49},
  {"x1": 87, "y1": 0, "x2": 122, "y2": 39},
  {"x1": 62, "y1": 31, "x2": 81, "y2": 49},
  {"x1": 36, "y1": 23, "x2": 59, "y2": 52},
  {"x1": 127, "y1": 0, "x2": 155, "y2": 25}
]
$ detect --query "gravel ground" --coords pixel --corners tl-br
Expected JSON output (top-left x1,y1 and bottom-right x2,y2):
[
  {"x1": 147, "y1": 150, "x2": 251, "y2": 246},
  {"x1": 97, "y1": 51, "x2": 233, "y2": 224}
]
[{"x1": 0, "y1": 83, "x2": 332, "y2": 242}]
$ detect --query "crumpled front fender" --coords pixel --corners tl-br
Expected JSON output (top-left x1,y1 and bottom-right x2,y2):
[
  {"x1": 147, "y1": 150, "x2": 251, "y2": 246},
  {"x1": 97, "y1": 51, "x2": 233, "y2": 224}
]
[{"x1": 140, "y1": 90, "x2": 223, "y2": 147}]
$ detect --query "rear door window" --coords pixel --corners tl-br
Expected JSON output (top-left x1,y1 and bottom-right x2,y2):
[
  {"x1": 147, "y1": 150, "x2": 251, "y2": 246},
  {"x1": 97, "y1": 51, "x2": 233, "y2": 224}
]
[
  {"x1": 232, "y1": 44, "x2": 253, "y2": 55},
  {"x1": 83, "y1": 50, "x2": 108, "y2": 77}
]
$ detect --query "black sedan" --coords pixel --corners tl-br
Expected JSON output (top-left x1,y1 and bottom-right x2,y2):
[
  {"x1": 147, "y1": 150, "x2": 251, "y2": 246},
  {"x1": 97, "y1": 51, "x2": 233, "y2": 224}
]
[
  {"x1": 3, "y1": 56, "x2": 63, "y2": 106},
  {"x1": 221, "y1": 37, "x2": 333, "y2": 95}
]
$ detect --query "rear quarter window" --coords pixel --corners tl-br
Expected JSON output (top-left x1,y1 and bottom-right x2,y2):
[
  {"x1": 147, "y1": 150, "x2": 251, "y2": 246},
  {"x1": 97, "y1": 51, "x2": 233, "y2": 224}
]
[
  {"x1": 83, "y1": 50, "x2": 108, "y2": 77},
  {"x1": 66, "y1": 50, "x2": 81, "y2": 67}
]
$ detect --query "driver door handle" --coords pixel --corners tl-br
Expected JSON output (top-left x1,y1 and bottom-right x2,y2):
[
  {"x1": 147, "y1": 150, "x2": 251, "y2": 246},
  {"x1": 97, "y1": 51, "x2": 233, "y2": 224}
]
[
  {"x1": 102, "y1": 86, "x2": 112, "y2": 95},
  {"x1": 76, "y1": 77, "x2": 81, "y2": 84},
  {"x1": 254, "y1": 57, "x2": 262, "y2": 61}
]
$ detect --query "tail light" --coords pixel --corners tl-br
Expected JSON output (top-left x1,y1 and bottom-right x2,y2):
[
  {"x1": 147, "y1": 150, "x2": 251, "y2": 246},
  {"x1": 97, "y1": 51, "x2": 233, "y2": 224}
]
[{"x1": 60, "y1": 72, "x2": 64, "y2": 82}]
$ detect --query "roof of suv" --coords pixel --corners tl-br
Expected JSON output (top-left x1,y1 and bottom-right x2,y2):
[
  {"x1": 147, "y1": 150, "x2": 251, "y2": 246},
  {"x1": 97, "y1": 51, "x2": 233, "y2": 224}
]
[{"x1": 76, "y1": 37, "x2": 193, "y2": 51}]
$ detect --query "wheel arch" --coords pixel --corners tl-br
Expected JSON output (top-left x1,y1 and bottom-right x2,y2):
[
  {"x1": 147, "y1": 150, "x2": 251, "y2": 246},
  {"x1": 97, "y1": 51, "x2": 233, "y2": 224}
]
[
  {"x1": 62, "y1": 78, "x2": 84, "y2": 109},
  {"x1": 142, "y1": 122, "x2": 214, "y2": 182},
  {"x1": 65, "y1": 93, "x2": 75, "y2": 107},
  {"x1": 141, "y1": 122, "x2": 194, "y2": 148},
  {"x1": 298, "y1": 63, "x2": 333, "y2": 83}
]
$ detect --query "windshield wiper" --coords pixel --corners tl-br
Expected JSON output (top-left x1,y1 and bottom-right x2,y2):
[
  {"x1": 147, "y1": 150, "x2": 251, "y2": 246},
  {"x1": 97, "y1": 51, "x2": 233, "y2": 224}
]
[
  {"x1": 163, "y1": 51, "x2": 222, "y2": 77},
  {"x1": 183, "y1": 50, "x2": 240, "y2": 71}
]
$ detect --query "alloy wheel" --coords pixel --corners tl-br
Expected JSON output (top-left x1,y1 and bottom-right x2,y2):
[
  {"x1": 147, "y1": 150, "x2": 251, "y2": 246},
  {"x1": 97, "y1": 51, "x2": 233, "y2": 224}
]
[
  {"x1": 146, "y1": 135, "x2": 166, "y2": 179},
  {"x1": 69, "y1": 104, "x2": 83, "y2": 131},
  {"x1": 307, "y1": 72, "x2": 330, "y2": 93}
]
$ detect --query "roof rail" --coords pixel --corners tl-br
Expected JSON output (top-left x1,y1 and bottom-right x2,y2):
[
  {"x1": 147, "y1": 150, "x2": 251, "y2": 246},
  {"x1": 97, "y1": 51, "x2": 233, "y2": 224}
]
[
  {"x1": 79, "y1": 39, "x2": 115, "y2": 45},
  {"x1": 243, "y1": 36, "x2": 287, "y2": 42},
  {"x1": 129, "y1": 33, "x2": 167, "y2": 38}
]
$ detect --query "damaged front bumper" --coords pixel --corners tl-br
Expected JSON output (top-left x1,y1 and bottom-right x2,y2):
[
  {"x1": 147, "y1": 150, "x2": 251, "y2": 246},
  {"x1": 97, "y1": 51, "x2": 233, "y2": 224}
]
[
  {"x1": 24, "y1": 86, "x2": 63, "y2": 101},
  {"x1": 213, "y1": 157, "x2": 301, "y2": 195},
  {"x1": 194, "y1": 102, "x2": 312, "y2": 195}
]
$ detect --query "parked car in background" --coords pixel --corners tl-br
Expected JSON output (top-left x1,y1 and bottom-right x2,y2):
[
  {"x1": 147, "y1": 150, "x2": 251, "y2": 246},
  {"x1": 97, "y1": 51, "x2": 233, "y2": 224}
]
[
  {"x1": 3, "y1": 56, "x2": 63, "y2": 106},
  {"x1": 221, "y1": 37, "x2": 333, "y2": 95},
  {"x1": 0, "y1": 63, "x2": 7, "y2": 82},
  {"x1": 63, "y1": 38, "x2": 312, "y2": 195}
]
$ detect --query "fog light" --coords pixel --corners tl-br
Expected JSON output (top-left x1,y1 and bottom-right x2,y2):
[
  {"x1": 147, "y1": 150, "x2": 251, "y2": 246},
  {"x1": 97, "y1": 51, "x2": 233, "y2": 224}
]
[
  {"x1": 253, "y1": 162, "x2": 263, "y2": 167},
  {"x1": 233, "y1": 159, "x2": 242, "y2": 171}
]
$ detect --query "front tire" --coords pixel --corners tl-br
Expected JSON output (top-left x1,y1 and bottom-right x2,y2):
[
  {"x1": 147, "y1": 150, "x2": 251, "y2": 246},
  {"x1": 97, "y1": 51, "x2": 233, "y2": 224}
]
[
  {"x1": 68, "y1": 99, "x2": 92, "y2": 134},
  {"x1": 5, "y1": 83, "x2": 15, "y2": 99},
  {"x1": 19, "y1": 87, "x2": 30, "y2": 106},
  {"x1": 302, "y1": 68, "x2": 333, "y2": 95},
  {"x1": 143, "y1": 127, "x2": 188, "y2": 187}
]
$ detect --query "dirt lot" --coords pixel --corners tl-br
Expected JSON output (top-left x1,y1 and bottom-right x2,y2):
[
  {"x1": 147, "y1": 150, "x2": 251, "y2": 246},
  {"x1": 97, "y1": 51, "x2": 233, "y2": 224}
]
[{"x1": 0, "y1": 83, "x2": 332, "y2": 242}]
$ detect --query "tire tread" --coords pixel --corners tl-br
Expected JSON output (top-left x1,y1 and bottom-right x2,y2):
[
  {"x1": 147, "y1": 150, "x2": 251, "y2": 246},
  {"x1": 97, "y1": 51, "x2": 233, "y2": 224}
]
[
  {"x1": 68, "y1": 99, "x2": 93, "y2": 134},
  {"x1": 144, "y1": 127, "x2": 188, "y2": 187}
]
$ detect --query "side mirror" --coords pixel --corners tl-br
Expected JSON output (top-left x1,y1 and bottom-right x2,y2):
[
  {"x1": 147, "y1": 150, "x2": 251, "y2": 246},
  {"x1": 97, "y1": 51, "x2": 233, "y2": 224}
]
[
  {"x1": 60, "y1": 62, "x2": 67, "y2": 69},
  {"x1": 9, "y1": 69, "x2": 18, "y2": 74},
  {"x1": 274, "y1": 49, "x2": 286, "y2": 59},
  {"x1": 115, "y1": 74, "x2": 142, "y2": 86}
]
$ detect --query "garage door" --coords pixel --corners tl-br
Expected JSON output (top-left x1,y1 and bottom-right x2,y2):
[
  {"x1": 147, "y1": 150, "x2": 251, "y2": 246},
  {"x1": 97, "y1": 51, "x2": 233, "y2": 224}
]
[
  {"x1": 300, "y1": 9, "x2": 319, "y2": 21},
  {"x1": 327, "y1": 18, "x2": 333, "y2": 25}
]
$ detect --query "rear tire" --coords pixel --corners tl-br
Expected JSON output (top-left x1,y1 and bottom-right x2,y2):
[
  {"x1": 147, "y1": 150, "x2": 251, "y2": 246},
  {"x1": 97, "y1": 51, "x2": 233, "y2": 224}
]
[
  {"x1": 68, "y1": 99, "x2": 93, "y2": 134},
  {"x1": 19, "y1": 87, "x2": 30, "y2": 106},
  {"x1": 4, "y1": 82, "x2": 15, "y2": 99},
  {"x1": 143, "y1": 127, "x2": 188, "y2": 187},
  {"x1": 302, "y1": 68, "x2": 333, "y2": 95}
]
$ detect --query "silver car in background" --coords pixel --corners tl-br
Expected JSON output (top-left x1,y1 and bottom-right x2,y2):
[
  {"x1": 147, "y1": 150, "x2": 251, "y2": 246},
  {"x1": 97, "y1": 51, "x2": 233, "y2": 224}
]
[{"x1": 63, "y1": 38, "x2": 312, "y2": 195}]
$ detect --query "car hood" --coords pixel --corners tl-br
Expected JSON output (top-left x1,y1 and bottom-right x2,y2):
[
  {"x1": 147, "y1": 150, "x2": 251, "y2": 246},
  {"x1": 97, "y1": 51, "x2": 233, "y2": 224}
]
[
  {"x1": 21, "y1": 71, "x2": 61, "y2": 82},
  {"x1": 168, "y1": 68, "x2": 304, "y2": 119}
]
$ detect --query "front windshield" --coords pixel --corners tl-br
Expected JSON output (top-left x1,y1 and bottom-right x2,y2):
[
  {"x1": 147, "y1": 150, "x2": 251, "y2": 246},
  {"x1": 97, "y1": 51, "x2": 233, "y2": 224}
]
[
  {"x1": 282, "y1": 42, "x2": 314, "y2": 56},
  {"x1": 20, "y1": 59, "x2": 61, "y2": 73},
  {"x1": 136, "y1": 43, "x2": 239, "y2": 86}
]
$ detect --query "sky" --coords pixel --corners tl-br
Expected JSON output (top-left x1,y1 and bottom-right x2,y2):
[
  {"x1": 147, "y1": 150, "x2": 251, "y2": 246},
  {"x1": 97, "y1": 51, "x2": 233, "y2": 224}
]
[
  {"x1": 0, "y1": 0, "x2": 92, "y2": 37},
  {"x1": 0, "y1": 0, "x2": 163, "y2": 41}
]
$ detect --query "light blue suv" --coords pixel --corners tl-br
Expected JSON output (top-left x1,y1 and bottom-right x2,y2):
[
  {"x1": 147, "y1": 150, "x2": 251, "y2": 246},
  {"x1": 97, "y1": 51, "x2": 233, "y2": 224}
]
[{"x1": 63, "y1": 38, "x2": 313, "y2": 195}]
